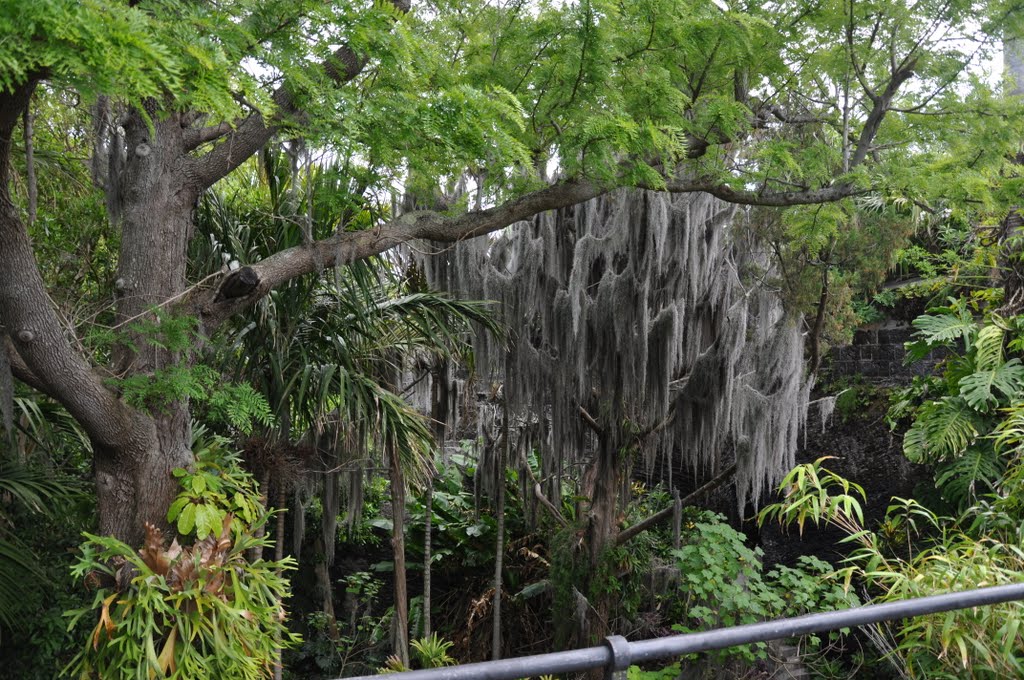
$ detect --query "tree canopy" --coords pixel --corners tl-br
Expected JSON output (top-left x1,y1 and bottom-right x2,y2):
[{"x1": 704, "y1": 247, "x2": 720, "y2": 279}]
[{"x1": 4, "y1": 0, "x2": 1024, "y2": 676}]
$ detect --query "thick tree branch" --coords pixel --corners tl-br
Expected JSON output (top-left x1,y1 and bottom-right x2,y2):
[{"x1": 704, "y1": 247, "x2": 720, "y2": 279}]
[
  {"x1": 663, "y1": 178, "x2": 866, "y2": 206},
  {"x1": 197, "y1": 176, "x2": 867, "y2": 326},
  {"x1": 189, "y1": 1, "x2": 410, "y2": 190},
  {"x1": 0, "y1": 204, "x2": 146, "y2": 451},
  {"x1": 850, "y1": 61, "x2": 916, "y2": 169},
  {"x1": 182, "y1": 121, "x2": 233, "y2": 151},
  {"x1": 3, "y1": 334, "x2": 48, "y2": 395},
  {"x1": 614, "y1": 463, "x2": 737, "y2": 547},
  {"x1": 0, "y1": 80, "x2": 147, "y2": 453},
  {"x1": 578, "y1": 405, "x2": 604, "y2": 436}
]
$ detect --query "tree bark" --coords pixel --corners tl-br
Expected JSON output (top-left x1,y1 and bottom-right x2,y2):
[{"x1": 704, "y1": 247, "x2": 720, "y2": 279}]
[
  {"x1": 100, "y1": 109, "x2": 202, "y2": 544},
  {"x1": 389, "y1": 444, "x2": 410, "y2": 667},
  {"x1": 807, "y1": 265, "x2": 830, "y2": 376},
  {"x1": 491, "y1": 395, "x2": 508, "y2": 660},
  {"x1": 580, "y1": 434, "x2": 621, "y2": 635},
  {"x1": 22, "y1": 104, "x2": 36, "y2": 227}
]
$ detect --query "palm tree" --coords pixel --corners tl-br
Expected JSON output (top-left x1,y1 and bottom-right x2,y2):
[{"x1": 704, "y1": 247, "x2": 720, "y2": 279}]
[
  {"x1": 191, "y1": 149, "x2": 501, "y2": 665},
  {"x1": 0, "y1": 395, "x2": 82, "y2": 639}
]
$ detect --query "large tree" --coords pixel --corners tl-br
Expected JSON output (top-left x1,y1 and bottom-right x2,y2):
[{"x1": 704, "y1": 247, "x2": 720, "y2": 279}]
[{"x1": 0, "y1": 0, "x2": 1016, "y2": 545}]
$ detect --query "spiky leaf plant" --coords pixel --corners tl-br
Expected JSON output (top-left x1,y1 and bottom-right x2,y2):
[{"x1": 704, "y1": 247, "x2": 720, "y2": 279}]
[{"x1": 65, "y1": 449, "x2": 298, "y2": 679}]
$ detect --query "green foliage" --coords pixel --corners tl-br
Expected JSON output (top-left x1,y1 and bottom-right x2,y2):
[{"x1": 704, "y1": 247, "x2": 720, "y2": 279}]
[
  {"x1": 404, "y1": 455, "x2": 500, "y2": 570},
  {"x1": 100, "y1": 310, "x2": 273, "y2": 433},
  {"x1": 65, "y1": 446, "x2": 299, "y2": 680},
  {"x1": 627, "y1": 662, "x2": 681, "y2": 679},
  {"x1": 763, "y1": 462, "x2": 1024, "y2": 678},
  {"x1": 193, "y1": 163, "x2": 502, "y2": 486},
  {"x1": 670, "y1": 510, "x2": 854, "y2": 666},
  {"x1": 0, "y1": 454, "x2": 80, "y2": 637},
  {"x1": 166, "y1": 432, "x2": 263, "y2": 539},
  {"x1": 378, "y1": 633, "x2": 455, "y2": 673},
  {"x1": 893, "y1": 302, "x2": 1024, "y2": 508},
  {"x1": 0, "y1": 387, "x2": 92, "y2": 675},
  {"x1": 757, "y1": 458, "x2": 865, "y2": 537},
  {"x1": 0, "y1": 0, "x2": 182, "y2": 102},
  {"x1": 288, "y1": 577, "x2": 391, "y2": 677},
  {"x1": 410, "y1": 633, "x2": 455, "y2": 668}
]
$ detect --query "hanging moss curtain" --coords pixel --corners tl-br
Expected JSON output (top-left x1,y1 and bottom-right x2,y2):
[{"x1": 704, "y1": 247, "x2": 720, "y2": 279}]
[{"x1": 413, "y1": 188, "x2": 811, "y2": 512}]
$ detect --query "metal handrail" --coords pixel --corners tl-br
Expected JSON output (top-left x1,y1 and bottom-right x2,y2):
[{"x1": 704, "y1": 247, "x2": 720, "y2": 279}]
[{"x1": 340, "y1": 582, "x2": 1024, "y2": 680}]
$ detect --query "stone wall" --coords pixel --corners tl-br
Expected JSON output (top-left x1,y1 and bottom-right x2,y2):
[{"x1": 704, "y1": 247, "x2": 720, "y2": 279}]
[{"x1": 825, "y1": 321, "x2": 946, "y2": 379}]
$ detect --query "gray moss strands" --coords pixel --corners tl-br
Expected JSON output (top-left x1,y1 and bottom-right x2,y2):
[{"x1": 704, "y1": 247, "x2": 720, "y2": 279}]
[{"x1": 415, "y1": 188, "x2": 810, "y2": 510}]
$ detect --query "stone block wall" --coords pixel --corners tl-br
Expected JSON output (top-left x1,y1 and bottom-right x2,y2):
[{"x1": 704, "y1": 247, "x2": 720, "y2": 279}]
[{"x1": 826, "y1": 323, "x2": 947, "y2": 378}]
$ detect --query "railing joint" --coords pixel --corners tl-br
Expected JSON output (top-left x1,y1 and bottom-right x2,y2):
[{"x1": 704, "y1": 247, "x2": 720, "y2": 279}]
[{"x1": 604, "y1": 634, "x2": 631, "y2": 680}]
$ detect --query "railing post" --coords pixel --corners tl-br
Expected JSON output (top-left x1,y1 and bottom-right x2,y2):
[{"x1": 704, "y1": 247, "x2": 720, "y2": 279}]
[{"x1": 604, "y1": 635, "x2": 631, "y2": 680}]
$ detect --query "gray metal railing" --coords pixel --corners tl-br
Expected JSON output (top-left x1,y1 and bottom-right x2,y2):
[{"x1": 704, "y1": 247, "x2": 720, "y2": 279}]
[{"x1": 341, "y1": 582, "x2": 1024, "y2": 680}]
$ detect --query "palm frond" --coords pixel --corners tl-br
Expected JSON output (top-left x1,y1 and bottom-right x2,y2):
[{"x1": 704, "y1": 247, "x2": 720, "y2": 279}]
[{"x1": 0, "y1": 458, "x2": 74, "y2": 516}]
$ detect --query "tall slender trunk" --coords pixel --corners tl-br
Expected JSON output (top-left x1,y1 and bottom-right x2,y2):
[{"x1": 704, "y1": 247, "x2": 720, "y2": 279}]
[
  {"x1": 249, "y1": 468, "x2": 271, "y2": 562},
  {"x1": 808, "y1": 265, "x2": 829, "y2": 375},
  {"x1": 423, "y1": 365, "x2": 442, "y2": 639},
  {"x1": 273, "y1": 482, "x2": 287, "y2": 680},
  {"x1": 584, "y1": 438, "x2": 621, "y2": 635},
  {"x1": 580, "y1": 437, "x2": 623, "y2": 680},
  {"x1": 421, "y1": 481, "x2": 432, "y2": 641},
  {"x1": 389, "y1": 445, "x2": 410, "y2": 666},
  {"x1": 491, "y1": 397, "x2": 508, "y2": 660}
]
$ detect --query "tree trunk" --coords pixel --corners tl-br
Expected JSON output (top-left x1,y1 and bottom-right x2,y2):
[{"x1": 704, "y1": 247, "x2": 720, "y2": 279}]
[
  {"x1": 313, "y1": 532, "x2": 339, "y2": 639},
  {"x1": 423, "y1": 364, "x2": 443, "y2": 640},
  {"x1": 22, "y1": 104, "x2": 36, "y2": 227},
  {"x1": 579, "y1": 436, "x2": 624, "y2": 680},
  {"x1": 808, "y1": 265, "x2": 829, "y2": 375},
  {"x1": 94, "y1": 407, "x2": 191, "y2": 545},
  {"x1": 273, "y1": 482, "x2": 287, "y2": 680},
  {"x1": 96, "y1": 110, "x2": 203, "y2": 545},
  {"x1": 249, "y1": 468, "x2": 272, "y2": 562},
  {"x1": 421, "y1": 479, "x2": 432, "y2": 642},
  {"x1": 389, "y1": 444, "x2": 410, "y2": 666},
  {"x1": 491, "y1": 397, "x2": 508, "y2": 660},
  {"x1": 579, "y1": 433, "x2": 624, "y2": 640}
]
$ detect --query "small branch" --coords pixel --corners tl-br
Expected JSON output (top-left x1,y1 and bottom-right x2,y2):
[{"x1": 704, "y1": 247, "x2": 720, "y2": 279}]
[
  {"x1": 850, "y1": 60, "x2": 916, "y2": 169},
  {"x1": 189, "y1": 1, "x2": 410, "y2": 190},
  {"x1": 614, "y1": 463, "x2": 738, "y2": 547},
  {"x1": 109, "y1": 271, "x2": 222, "y2": 330},
  {"x1": 534, "y1": 483, "x2": 569, "y2": 528},
  {"x1": 182, "y1": 121, "x2": 233, "y2": 151},
  {"x1": 3, "y1": 334, "x2": 48, "y2": 395},
  {"x1": 578, "y1": 405, "x2": 603, "y2": 436}
]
